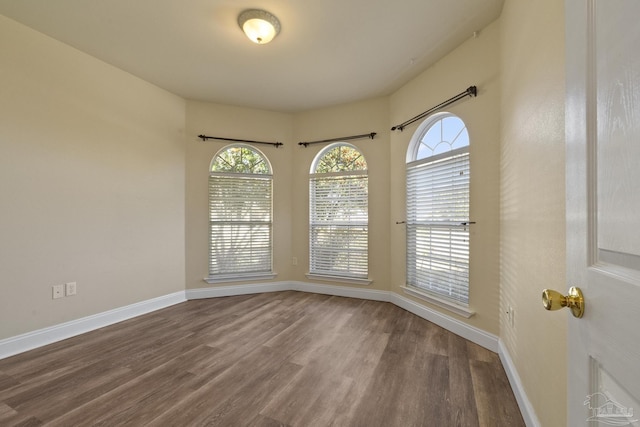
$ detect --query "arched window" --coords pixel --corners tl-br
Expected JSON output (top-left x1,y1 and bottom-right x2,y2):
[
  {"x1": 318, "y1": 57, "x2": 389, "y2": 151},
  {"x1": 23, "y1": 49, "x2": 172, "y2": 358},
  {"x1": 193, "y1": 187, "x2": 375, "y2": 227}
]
[
  {"x1": 309, "y1": 143, "x2": 368, "y2": 280},
  {"x1": 207, "y1": 144, "x2": 274, "y2": 282},
  {"x1": 406, "y1": 113, "x2": 470, "y2": 306}
]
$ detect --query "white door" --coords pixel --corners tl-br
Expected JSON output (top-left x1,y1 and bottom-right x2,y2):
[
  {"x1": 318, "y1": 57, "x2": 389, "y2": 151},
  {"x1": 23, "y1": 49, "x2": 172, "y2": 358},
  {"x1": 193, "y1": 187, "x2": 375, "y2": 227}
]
[{"x1": 566, "y1": 0, "x2": 640, "y2": 425}]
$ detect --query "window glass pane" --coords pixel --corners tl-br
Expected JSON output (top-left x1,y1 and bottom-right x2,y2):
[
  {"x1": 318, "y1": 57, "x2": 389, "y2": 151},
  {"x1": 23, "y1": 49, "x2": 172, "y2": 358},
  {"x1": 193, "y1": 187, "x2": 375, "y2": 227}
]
[
  {"x1": 416, "y1": 115, "x2": 469, "y2": 161},
  {"x1": 432, "y1": 141, "x2": 451, "y2": 156},
  {"x1": 441, "y1": 116, "x2": 465, "y2": 144},
  {"x1": 421, "y1": 122, "x2": 442, "y2": 152},
  {"x1": 310, "y1": 143, "x2": 368, "y2": 279},
  {"x1": 451, "y1": 129, "x2": 470, "y2": 150},
  {"x1": 314, "y1": 145, "x2": 367, "y2": 173},
  {"x1": 417, "y1": 143, "x2": 431, "y2": 159},
  {"x1": 211, "y1": 146, "x2": 270, "y2": 174}
]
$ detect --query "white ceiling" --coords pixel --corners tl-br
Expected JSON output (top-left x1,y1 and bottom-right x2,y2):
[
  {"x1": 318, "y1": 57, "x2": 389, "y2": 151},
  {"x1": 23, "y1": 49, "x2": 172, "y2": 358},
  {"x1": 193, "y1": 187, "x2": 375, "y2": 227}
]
[{"x1": 0, "y1": 0, "x2": 504, "y2": 112}]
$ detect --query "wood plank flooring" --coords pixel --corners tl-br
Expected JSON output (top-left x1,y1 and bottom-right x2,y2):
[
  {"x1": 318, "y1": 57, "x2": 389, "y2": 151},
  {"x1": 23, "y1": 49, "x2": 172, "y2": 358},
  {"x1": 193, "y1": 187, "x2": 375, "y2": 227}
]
[{"x1": 0, "y1": 291, "x2": 525, "y2": 426}]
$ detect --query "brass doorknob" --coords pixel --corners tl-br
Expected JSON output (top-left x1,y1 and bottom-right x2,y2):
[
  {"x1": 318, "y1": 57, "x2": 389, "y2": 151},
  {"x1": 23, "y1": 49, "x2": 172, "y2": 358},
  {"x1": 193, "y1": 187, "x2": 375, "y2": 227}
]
[{"x1": 542, "y1": 286, "x2": 585, "y2": 318}]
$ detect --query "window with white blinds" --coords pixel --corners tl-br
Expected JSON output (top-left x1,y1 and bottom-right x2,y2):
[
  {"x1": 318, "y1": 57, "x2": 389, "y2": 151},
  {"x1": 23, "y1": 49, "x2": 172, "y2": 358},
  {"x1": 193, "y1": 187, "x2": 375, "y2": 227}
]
[
  {"x1": 309, "y1": 144, "x2": 368, "y2": 280},
  {"x1": 406, "y1": 113, "x2": 470, "y2": 306},
  {"x1": 208, "y1": 145, "x2": 273, "y2": 280}
]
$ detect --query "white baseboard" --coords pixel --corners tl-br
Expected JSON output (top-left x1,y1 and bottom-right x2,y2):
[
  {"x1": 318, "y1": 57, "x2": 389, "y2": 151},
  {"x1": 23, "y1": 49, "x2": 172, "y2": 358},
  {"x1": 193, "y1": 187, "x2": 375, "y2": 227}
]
[
  {"x1": 0, "y1": 291, "x2": 186, "y2": 360},
  {"x1": 498, "y1": 340, "x2": 541, "y2": 427},
  {"x1": 290, "y1": 281, "x2": 390, "y2": 301},
  {"x1": 186, "y1": 282, "x2": 290, "y2": 299},
  {"x1": 186, "y1": 281, "x2": 391, "y2": 302},
  {"x1": 390, "y1": 293, "x2": 499, "y2": 352},
  {"x1": 187, "y1": 281, "x2": 497, "y2": 352}
]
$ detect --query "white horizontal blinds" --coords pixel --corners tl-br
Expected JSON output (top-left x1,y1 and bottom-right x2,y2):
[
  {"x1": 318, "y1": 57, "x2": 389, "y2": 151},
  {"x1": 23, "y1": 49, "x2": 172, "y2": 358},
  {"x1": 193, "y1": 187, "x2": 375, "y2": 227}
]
[
  {"x1": 406, "y1": 113, "x2": 471, "y2": 305},
  {"x1": 407, "y1": 148, "x2": 470, "y2": 305},
  {"x1": 309, "y1": 173, "x2": 368, "y2": 278},
  {"x1": 209, "y1": 174, "x2": 272, "y2": 275},
  {"x1": 407, "y1": 149, "x2": 470, "y2": 223}
]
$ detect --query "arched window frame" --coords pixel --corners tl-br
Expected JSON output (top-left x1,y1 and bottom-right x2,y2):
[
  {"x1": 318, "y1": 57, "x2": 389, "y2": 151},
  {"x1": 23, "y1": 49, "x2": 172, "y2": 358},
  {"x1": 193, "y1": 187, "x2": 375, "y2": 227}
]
[
  {"x1": 405, "y1": 112, "x2": 472, "y2": 314},
  {"x1": 205, "y1": 144, "x2": 275, "y2": 283},
  {"x1": 308, "y1": 143, "x2": 371, "y2": 284}
]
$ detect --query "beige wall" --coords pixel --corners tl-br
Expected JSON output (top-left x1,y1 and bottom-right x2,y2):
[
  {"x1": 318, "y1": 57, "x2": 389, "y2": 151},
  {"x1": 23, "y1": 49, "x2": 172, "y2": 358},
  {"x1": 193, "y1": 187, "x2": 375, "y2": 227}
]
[
  {"x1": 500, "y1": 0, "x2": 567, "y2": 426},
  {"x1": 389, "y1": 20, "x2": 502, "y2": 335},
  {"x1": 0, "y1": 16, "x2": 186, "y2": 340},
  {"x1": 185, "y1": 101, "x2": 294, "y2": 289}
]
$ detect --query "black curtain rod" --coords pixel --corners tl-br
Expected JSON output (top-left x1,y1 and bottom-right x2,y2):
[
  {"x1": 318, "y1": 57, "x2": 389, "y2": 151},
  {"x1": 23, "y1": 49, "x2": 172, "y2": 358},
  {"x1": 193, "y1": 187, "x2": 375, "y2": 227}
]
[
  {"x1": 391, "y1": 86, "x2": 477, "y2": 132},
  {"x1": 298, "y1": 132, "x2": 376, "y2": 148},
  {"x1": 198, "y1": 134, "x2": 283, "y2": 148}
]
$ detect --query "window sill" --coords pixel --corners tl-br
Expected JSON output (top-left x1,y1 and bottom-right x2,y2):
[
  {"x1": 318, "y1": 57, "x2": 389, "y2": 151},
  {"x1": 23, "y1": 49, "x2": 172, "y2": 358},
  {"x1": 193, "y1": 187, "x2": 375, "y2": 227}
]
[
  {"x1": 401, "y1": 286, "x2": 475, "y2": 318},
  {"x1": 306, "y1": 273, "x2": 373, "y2": 286},
  {"x1": 204, "y1": 272, "x2": 277, "y2": 284}
]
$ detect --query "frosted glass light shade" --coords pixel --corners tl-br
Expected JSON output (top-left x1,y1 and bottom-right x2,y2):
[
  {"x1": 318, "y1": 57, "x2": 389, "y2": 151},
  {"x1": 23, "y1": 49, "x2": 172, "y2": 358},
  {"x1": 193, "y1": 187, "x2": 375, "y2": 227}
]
[{"x1": 238, "y1": 9, "x2": 281, "y2": 44}]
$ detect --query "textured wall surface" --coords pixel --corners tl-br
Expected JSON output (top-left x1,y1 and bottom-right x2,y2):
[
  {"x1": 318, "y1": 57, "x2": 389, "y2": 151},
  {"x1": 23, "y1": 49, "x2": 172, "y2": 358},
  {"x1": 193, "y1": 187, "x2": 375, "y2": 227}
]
[{"x1": 499, "y1": 0, "x2": 567, "y2": 425}]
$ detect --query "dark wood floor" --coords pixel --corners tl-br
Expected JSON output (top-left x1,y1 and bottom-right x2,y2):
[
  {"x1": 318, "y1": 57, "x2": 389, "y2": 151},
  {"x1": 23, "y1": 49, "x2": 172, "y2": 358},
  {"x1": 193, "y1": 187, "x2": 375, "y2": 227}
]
[{"x1": 0, "y1": 291, "x2": 524, "y2": 426}]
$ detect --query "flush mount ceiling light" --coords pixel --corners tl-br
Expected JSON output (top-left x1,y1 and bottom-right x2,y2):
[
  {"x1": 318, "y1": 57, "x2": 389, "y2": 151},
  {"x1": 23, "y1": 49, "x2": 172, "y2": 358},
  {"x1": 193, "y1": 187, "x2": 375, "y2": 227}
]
[{"x1": 238, "y1": 9, "x2": 281, "y2": 44}]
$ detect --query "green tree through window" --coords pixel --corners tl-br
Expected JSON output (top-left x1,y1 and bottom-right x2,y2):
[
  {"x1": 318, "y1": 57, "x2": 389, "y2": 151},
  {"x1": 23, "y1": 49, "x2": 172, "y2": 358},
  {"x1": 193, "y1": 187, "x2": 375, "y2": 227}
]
[
  {"x1": 211, "y1": 145, "x2": 270, "y2": 174},
  {"x1": 314, "y1": 145, "x2": 367, "y2": 173}
]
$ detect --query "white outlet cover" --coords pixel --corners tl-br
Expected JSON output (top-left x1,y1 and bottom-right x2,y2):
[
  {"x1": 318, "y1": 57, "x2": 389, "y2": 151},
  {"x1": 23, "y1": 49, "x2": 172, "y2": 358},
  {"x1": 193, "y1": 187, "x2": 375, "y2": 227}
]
[
  {"x1": 52, "y1": 284, "x2": 64, "y2": 299},
  {"x1": 65, "y1": 282, "x2": 77, "y2": 296}
]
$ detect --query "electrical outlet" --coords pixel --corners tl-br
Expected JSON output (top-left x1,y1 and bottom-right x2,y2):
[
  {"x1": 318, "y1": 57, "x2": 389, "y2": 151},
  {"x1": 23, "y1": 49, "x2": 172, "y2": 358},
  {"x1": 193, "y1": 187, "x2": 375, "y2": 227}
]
[
  {"x1": 505, "y1": 306, "x2": 515, "y2": 327},
  {"x1": 292, "y1": 257, "x2": 298, "y2": 266},
  {"x1": 65, "y1": 282, "x2": 77, "y2": 296},
  {"x1": 52, "y1": 284, "x2": 64, "y2": 299}
]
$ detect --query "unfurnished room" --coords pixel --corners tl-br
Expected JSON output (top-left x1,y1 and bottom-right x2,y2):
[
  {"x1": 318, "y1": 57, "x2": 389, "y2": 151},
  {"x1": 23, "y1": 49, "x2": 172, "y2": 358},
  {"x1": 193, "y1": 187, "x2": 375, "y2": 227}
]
[{"x1": 1, "y1": 1, "x2": 639, "y2": 426}]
